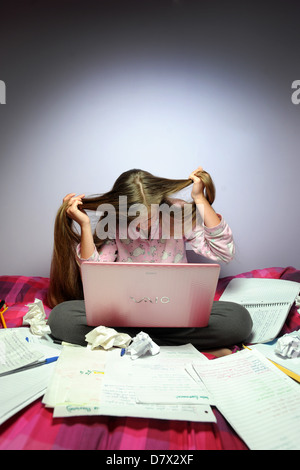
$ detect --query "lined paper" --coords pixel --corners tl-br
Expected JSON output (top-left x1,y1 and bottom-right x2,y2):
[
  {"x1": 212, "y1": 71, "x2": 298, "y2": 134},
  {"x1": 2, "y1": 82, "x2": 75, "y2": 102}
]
[
  {"x1": 244, "y1": 304, "x2": 290, "y2": 343},
  {"x1": 0, "y1": 329, "x2": 43, "y2": 375},
  {"x1": 193, "y1": 349, "x2": 300, "y2": 450},
  {"x1": 219, "y1": 278, "x2": 300, "y2": 305},
  {"x1": 0, "y1": 363, "x2": 57, "y2": 424},
  {"x1": 220, "y1": 278, "x2": 300, "y2": 343}
]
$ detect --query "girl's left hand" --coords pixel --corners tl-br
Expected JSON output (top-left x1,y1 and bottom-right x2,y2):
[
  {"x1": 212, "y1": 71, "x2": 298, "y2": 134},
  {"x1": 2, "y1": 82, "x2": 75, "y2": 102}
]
[{"x1": 189, "y1": 166, "x2": 205, "y2": 202}]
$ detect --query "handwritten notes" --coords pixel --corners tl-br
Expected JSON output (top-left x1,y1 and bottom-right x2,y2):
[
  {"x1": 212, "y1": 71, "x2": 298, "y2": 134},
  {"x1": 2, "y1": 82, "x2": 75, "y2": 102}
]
[
  {"x1": 220, "y1": 278, "x2": 300, "y2": 343},
  {"x1": 0, "y1": 329, "x2": 43, "y2": 375},
  {"x1": 46, "y1": 343, "x2": 216, "y2": 422},
  {"x1": 43, "y1": 345, "x2": 106, "y2": 414},
  {"x1": 97, "y1": 346, "x2": 215, "y2": 421},
  {"x1": 243, "y1": 304, "x2": 292, "y2": 343},
  {"x1": 193, "y1": 349, "x2": 300, "y2": 450},
  {"x1": 42, "y1": 342, "x2": 300, "y2": 448}
]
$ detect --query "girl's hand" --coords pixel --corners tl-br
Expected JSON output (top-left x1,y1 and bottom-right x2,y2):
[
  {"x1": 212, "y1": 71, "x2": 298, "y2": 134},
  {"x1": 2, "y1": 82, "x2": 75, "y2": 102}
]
[
  {"x1": 189, "y1": 166, "x2": 205, "y2": 203},
  {"x1": 63, "y1": 193, "x2": 90, "y2": 227}
]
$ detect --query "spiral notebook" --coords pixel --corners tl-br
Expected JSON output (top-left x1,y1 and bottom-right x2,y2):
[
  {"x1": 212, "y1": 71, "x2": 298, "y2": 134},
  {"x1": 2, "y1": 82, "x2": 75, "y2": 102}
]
[{"x1": 219, "y1": 278, "x2": 300, "y2": 343}]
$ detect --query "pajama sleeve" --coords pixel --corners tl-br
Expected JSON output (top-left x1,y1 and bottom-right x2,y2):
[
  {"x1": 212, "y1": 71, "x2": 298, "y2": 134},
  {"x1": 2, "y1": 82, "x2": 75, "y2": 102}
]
[
  {"x1": 76, "y1": 239, "x2": 118, "y2": 265},
  {"x1": 185, "y1": 215, "x2": 235, "y2": 263}
]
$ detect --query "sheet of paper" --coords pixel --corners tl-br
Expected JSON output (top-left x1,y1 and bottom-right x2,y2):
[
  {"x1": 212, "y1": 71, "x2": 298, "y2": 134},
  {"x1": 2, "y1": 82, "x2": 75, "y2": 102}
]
[
  {"x1": 245, "y1": 304, "x2": 291, "y2": 343},
  {"x1": 43, "y1": 345, "x2": 106, "y2": 411},
  {"x1": 130, "y1": 362, "x2": 212, "y2": 405},
  {"x1": 193, "y1": 349, "x2": 300, "y2": 450},
  {"x1": 128, "y1": 346, "x2": 214, "y2": 405},
  {"x1": 0, "y1": 329, "x2": 44, "y2": 375},
  {"x1": 249, "y1": 341, "x2": 300, "y2": 379},
  {"x1": 219, "y1": 278, "x2": 300, "y2": 304},
  {"x1": 92, "y1": 346, "x2": 215, "y2": 422},
  {"x1": 137, "y1": 343, "x2": 209, "y2": 363},
  {"x1": 10, "y1": 327, "x2": 63, "y2": 357},
  {"x1": 0, "y1": 362, "x2": 57, "y2": 425}
]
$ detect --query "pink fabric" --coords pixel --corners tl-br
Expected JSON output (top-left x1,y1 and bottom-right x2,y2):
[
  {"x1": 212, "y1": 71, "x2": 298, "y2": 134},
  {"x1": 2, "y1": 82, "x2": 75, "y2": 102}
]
[{"x1": 0, "y1": 266, "x2": 299, "y2": 450}]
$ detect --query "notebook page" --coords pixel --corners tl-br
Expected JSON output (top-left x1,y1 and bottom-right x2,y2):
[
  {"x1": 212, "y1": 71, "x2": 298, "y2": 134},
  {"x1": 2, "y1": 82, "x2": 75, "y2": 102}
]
[
  {"x1": 220, "y1": 278, "x2": 300, "y2": 305},
  {"x1": 0, "y1": 329, "x2": 44, "y2": 375},
  {"x1": 245, "y1": 304, "x2": 291, "y2": 343},
  {"x1": 193, "y1": 349, "x2": 300, "y2": 450}
]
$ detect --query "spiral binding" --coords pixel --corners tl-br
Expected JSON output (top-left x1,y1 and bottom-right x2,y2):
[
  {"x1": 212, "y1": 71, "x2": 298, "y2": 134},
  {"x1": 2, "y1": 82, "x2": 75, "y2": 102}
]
[{"x1": 242, "y1": 301, "x2": 290, "y2": 308}]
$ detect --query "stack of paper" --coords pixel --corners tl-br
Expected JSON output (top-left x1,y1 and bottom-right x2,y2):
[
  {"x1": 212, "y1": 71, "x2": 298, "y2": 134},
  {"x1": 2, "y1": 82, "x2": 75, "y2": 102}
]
[
  {"x1": 43, "y1": 343, "x2": 216, "y2": 423},
  {"x1": 37, "y1": 335, "x2": 300, "y2": 449},
  {"x1": 0, "y1": 362, "x2": 58, "y2": 424},
  {"x1": 0, "y1": 328, "x2": 61, "y2": 424}
]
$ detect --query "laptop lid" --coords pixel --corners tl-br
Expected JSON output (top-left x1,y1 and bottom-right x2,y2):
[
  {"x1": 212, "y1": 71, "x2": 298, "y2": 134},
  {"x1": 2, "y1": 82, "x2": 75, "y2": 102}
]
[{"x1": 81, "y1": 262, "x2": 220, "y2": 328}]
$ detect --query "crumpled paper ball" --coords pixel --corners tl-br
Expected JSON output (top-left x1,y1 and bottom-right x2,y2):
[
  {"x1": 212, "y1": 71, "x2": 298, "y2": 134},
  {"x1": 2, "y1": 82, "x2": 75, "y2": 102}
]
[
  {"x1": 125, "y1": 331, "x2": 160, "y2": 360},
  {"x1": 23, "y1": 298, "x2": 51, "y2": 336},
  {"x1": 85, "y1": 325, "x2": 132, "y2": 350},
  {"x1": 275, "y1": 330, "x2": 300, "y2": 359}
]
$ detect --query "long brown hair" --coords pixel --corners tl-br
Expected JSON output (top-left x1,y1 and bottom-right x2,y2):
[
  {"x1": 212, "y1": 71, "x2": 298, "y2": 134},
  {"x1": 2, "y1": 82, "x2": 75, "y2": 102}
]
[{"x1": 48, "y1": 168, "x2": 215, "y2": 307}]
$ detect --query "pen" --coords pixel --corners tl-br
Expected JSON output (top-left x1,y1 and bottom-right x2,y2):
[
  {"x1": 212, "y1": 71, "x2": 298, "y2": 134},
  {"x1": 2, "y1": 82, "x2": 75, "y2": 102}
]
[
  {"x1": 29, "y1": 356, "x2": 59, "y2": 368},
  {"x1": 120, "y1": 348, "x2": 126, "y2": 356},
  {"x1": 0, "y1": 356, "x2": 59, "y2": 377}
]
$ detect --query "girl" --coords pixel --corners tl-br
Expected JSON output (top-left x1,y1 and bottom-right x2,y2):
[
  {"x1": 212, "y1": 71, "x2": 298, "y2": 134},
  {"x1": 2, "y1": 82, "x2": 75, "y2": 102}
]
[{"x1": 48, "y1": 167, "x2": 252, "y2": 355}]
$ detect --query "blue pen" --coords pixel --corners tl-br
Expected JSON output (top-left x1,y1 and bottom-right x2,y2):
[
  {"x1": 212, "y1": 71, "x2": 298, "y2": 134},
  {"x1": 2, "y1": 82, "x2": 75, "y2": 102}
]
[
  {"x1": 120, "y1": 348, "x2": 126, "y2": 357},
  {"x1": 44, "y1": 356, "x2": 59, "y2": 364},
  {"x1": 18, "y1": 356, "x2": 59, "y2": 371},
  {"x1": 0, "y1": 356, "x2": 59, "y2": 377}
]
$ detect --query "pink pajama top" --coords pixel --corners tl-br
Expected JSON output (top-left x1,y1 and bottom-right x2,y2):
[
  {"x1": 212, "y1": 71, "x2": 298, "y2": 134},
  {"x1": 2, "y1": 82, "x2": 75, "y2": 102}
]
[{"x1": 76, "y1": 202, "x2": 235, "y2": 266}]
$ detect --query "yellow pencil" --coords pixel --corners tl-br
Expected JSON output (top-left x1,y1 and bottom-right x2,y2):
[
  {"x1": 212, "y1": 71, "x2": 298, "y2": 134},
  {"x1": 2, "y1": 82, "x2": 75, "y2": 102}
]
[{"x1": 0, "y1": 306, "x2": 8, "y2": 328}]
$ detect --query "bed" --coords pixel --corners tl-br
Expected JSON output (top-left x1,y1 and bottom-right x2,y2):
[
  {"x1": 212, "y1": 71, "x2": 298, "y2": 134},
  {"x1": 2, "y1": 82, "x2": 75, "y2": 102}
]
[{"x1": 0, "y1": 266, "x2": 299, "y2": 451}]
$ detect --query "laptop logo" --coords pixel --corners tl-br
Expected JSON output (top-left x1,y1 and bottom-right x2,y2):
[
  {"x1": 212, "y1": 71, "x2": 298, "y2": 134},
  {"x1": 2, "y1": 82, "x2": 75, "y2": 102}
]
[{"x1": 130, "y1": 296, "x2": 170, "y2": 304}]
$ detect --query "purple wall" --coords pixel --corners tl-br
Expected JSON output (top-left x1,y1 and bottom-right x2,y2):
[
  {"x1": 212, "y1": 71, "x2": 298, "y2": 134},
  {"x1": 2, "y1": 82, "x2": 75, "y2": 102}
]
[{"x1": 0, "y1": 1, "x2": 299, "y2": 277}]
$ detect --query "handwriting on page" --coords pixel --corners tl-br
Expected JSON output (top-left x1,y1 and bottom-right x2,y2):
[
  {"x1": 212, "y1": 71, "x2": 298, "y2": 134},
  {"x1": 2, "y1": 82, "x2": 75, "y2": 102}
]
[
  {"x1": 193, "y1": 349, "x2": 300, "y2": 450},
  {"x1": 0, "y1": 330, "x2": 43, "y2": 374},
  {"x1": 246, "y1": 305, "x2": 289, "y2": 343},
  {"x1": 42, "y1": 346, "x2": 106, "y2": 410}
]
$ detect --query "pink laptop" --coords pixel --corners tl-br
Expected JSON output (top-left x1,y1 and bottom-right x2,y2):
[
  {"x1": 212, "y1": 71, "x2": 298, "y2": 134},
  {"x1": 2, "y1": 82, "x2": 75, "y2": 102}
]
[{"x1": 81, "y1": 262, "x2": 220, "y2": 328}]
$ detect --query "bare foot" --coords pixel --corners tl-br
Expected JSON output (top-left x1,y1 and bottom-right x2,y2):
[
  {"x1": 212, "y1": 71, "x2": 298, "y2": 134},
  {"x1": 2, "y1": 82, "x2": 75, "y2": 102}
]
[{"x1": 203, "y1": 348, "x2": 233, "y2": 358}]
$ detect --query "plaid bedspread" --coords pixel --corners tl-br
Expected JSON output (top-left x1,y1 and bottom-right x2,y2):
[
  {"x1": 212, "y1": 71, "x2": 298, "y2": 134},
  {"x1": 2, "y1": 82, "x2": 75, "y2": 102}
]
[{"x1": 0, "y1": 266, "x2": 299, "y2": 450}]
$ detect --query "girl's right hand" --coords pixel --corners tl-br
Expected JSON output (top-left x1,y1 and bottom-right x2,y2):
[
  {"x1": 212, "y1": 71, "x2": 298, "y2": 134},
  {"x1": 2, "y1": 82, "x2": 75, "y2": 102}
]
[{"x1": 63, "y1": 193, "x2": 90, "y2": 227}]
